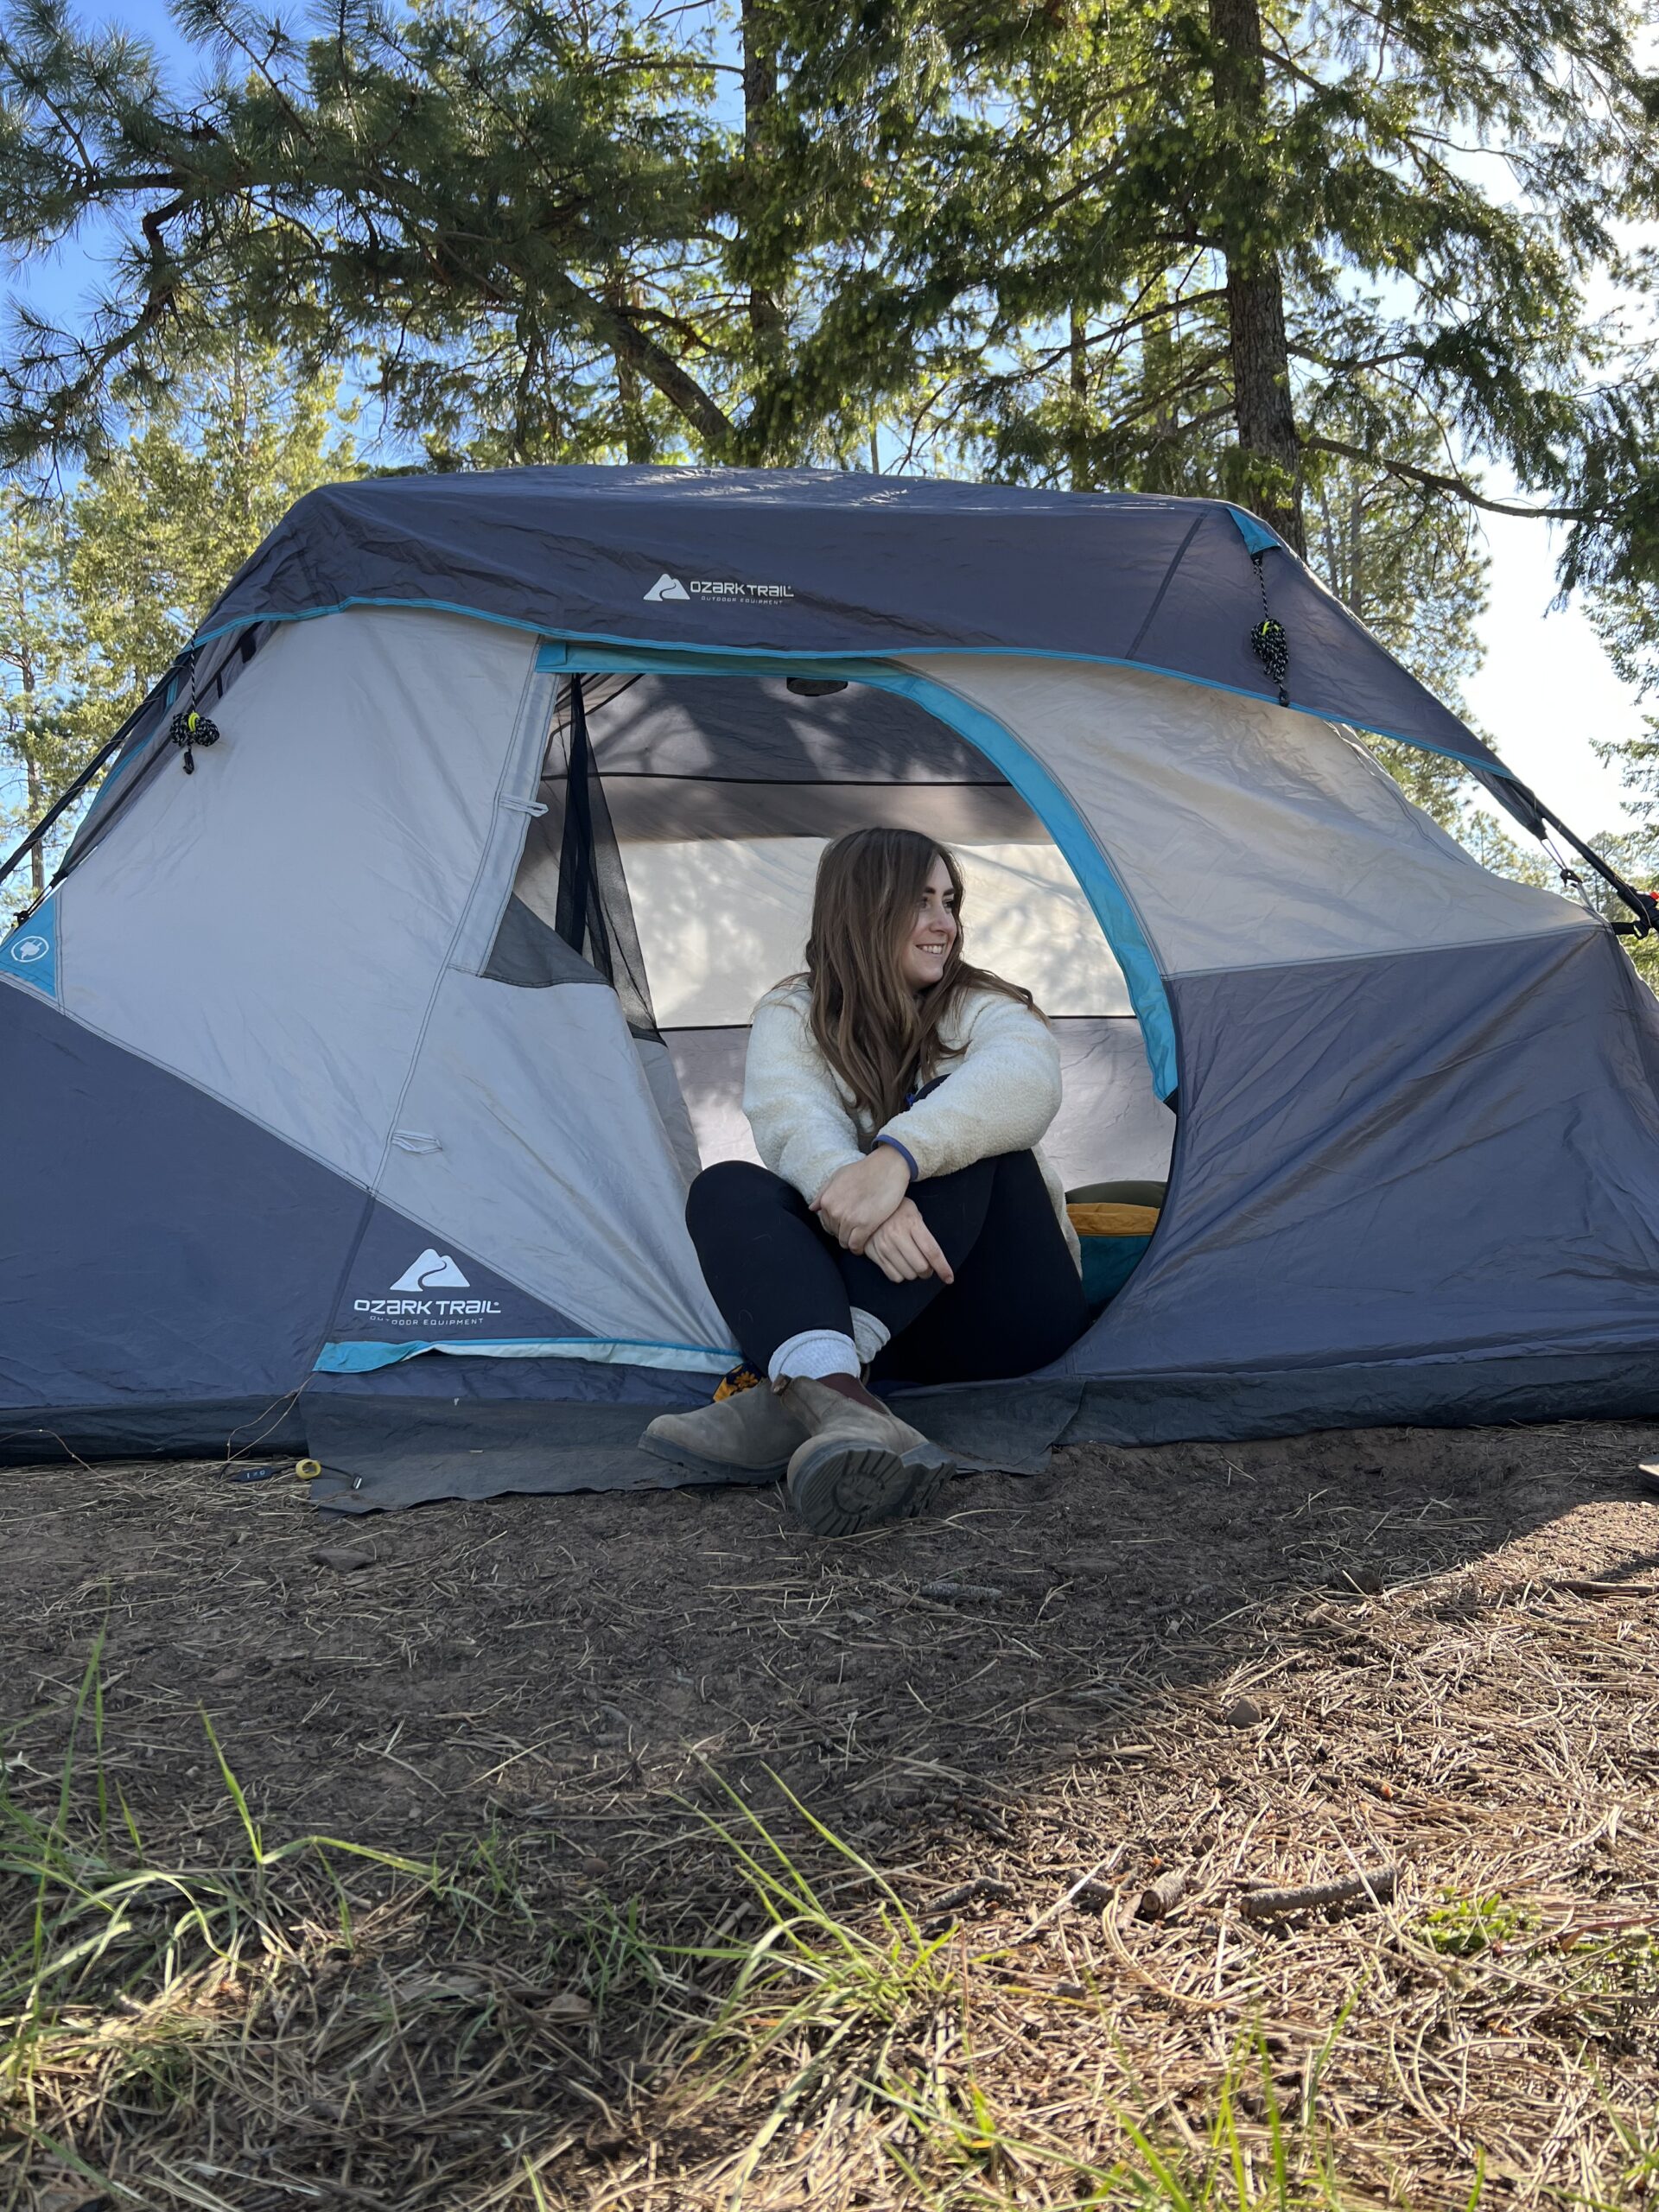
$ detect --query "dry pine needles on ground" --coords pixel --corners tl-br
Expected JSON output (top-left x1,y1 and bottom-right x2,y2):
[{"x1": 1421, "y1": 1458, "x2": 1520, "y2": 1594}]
[{"x1": 3, "y1": 1419, "x2": 1659, "y2": 2209}]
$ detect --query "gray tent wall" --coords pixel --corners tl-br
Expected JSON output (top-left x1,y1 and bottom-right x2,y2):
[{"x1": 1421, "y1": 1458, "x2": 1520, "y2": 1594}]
[
  {"x1": 3, "y1": 463, "x2": 1659, "y2": 1492},
  {"x1": 892, "y1": 657, "x2": 1659, "y2": 1441}
]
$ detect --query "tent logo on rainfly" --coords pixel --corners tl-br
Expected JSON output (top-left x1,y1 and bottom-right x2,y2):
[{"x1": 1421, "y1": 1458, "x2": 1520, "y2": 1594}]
[
  {"x1": 390, "y1": 1249, "x2": 470, "y2": 1292},
  {"x1": 8, "y1": 935, "x2": 49, "y2": 964},
  {"x1": 644, "y1": 570, "x2": 794, "y2": 602}
]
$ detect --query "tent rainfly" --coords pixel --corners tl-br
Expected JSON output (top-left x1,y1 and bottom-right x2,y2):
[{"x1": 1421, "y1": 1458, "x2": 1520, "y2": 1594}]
[{"x1": 4, "y1": 465, "x2": 1659, "y2": 1510}]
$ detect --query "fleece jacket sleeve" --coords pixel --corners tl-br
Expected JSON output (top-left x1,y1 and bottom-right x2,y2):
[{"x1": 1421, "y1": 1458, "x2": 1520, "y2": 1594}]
[
  {"x1": 743, "y1": 989, "x2": 866, "y2": 1205},
  {"x1": 876, "y1": 992, "x2": 1063, "y2": 1181}
]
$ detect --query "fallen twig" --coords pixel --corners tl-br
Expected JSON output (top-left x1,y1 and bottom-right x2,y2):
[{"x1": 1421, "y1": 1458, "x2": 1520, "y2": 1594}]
[
  {"x1": 1239, "y1": 1867, "x2": 1397, "y2": 1919},
  {"x1": 925, "y1": 1875, "x2": 1018, "y2": 1914}
]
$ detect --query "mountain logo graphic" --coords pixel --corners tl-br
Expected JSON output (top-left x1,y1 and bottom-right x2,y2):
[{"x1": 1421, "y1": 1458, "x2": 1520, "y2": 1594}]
[
  {"x1": 643, "y1": 572, "x2": 690, "y2": 601},
  {"x1": 391, "y1": 1249, "x2": 470, "y2": 1292}
]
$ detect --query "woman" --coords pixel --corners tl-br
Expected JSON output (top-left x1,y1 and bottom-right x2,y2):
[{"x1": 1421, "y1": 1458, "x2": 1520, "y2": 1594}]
[{"x1": 643, "y1": 827, "x2": 1088, "y2": 1535}]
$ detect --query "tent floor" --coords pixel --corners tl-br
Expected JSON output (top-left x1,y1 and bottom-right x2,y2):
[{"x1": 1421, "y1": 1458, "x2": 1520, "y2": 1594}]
[{"x1": 9, "y1": 1345, "x2": 1659, "y2": 1508}]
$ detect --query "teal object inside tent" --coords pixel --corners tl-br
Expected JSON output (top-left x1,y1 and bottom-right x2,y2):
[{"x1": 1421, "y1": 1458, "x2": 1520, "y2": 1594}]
[{"x1": 1080, "y1": 1234, "x2": 1154, "y2": 1309}]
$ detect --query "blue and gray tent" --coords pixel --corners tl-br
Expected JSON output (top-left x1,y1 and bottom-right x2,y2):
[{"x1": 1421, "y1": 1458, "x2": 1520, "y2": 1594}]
[{"x1": 5, "y1": 465, "x2": 1659, "y2": 1508}]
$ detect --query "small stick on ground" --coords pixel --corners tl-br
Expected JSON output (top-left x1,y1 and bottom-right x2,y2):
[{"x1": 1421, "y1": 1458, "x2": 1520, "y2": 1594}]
[
  {"x1": 925, "y1": 1875, "x2": 1018, "y2": 1914},
  {"x1": 1239, "y1": 1867, "x2": 1397, "y2": 1919}
]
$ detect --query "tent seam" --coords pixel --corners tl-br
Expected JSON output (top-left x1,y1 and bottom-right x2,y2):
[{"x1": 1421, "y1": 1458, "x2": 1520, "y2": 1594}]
[
  {"x1": 1123, "y1": 512, "x2": 1207, "y2": 662},
  {"x1": 189, "y1": 598, "x2": 1512, "y2": 780},
  {"x1": 1166, "y1": 918, "x2": 1601, "y2": 984}
]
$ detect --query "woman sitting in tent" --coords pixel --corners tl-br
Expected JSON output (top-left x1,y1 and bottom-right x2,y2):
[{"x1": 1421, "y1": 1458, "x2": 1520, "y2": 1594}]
[{"x1": 642, "y1": 825, "x2": 1088, "y2": 1535}]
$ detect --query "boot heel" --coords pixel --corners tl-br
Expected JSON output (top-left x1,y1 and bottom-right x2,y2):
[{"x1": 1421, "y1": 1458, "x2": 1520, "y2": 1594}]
[{"x1": 786, "y1": 1436, "x2": 953, "y2": 1537}]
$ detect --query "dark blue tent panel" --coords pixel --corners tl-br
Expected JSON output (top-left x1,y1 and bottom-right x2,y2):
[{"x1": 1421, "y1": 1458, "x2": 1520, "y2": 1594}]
[{"x1": 200, "y1": 467, "x2": 1500, "y2": 770}]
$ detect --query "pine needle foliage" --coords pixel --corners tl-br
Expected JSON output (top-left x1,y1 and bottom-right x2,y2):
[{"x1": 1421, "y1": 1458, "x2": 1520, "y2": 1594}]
[{"x1": 0, "y1": 0, "x2": 1655, "y2": 579}]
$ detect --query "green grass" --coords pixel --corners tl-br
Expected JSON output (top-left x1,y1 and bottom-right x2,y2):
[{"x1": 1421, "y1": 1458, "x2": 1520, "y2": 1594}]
[
  {"x1": 652, "y1": 1777, "x2": 1388, "y2": 2210},
  {"x1": 5, "y1": 1655, "x2": 1658, "y2": 2211},
  {"x1": 1417, "y1": 1891, "x2": 1535, "y2": 1958}
]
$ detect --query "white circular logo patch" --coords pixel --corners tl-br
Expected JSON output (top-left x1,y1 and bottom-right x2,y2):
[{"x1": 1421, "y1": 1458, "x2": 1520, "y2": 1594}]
[{"x1": 10, "y1": 935, "x2": 48, "y2": 964}]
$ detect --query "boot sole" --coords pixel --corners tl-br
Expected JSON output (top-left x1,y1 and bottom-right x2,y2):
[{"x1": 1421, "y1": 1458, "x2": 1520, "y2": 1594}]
[
  {"x1": 638, "y1": 1433, "x2": 794, "y2": 1482},
  {"x1": 787, "y1": 1439, "x2": 955, "y2": 1537}
]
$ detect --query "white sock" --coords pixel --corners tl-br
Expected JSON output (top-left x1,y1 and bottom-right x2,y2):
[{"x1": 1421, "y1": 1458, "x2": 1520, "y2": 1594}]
[
  {"x1": 769, "y1": 1328, "x2": 860, "y2": 1384},
  {"x1": 849, "y1": 1307, "x2": 890, "y2": 1369}
]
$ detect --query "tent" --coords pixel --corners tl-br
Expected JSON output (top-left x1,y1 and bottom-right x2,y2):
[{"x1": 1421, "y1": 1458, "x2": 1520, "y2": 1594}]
[{"x1": 5, "y1": 464, "x2": 1659, "y2": 1510}]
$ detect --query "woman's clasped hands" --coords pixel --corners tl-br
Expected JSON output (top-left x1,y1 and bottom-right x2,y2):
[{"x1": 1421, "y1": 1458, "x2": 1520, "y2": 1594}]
[{"x1": 812, "y1": 1150, "x2": 955, "y2": 1286}]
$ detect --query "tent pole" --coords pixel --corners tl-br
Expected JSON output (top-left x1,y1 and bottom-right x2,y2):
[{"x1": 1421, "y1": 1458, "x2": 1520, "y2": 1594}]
[
  {"x1": 0, "y1": 726, "x2": 133, "y2": 914},
  {"x1": 1530, "y1": 793, "x2": 1657, "y2": 938},
  {"x1": 0, "y1": 661, "x2": 189, "y2": 918}
]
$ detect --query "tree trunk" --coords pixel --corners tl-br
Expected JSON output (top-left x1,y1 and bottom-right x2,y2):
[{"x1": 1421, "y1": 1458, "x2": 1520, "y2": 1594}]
[
  {"x1": 1068, "y1": 307, "x2": 1091, "y2": 493},
  {"x1": 607, "y1": 272, "x2": 653, "y2": 463},
  {"x1": 24, "y1": 750, "x2": 43, "y2": 902},
  {"x1": 741, "y1": 0, "x2": 787, "y2": 366},
  {"x1": 615, "y1": 347, "x2": 651, "y2": 464},
  {"x1": 1208, "y1": 0, "x2": 1304, "y2": 554}
]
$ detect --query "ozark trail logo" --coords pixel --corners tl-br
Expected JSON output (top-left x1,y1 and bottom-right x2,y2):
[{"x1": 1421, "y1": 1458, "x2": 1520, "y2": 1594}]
[
  {"x1": 391, "y1": 1248, "x2": 469, "y2": 1291},
  {"x1": 643, "y1": 570, "x2": 793, "y2": 603},
  {"x1": 8, "y1": 935, "x2": 49, "y2": 965},
  {"x1": 353, "y1": 1248, "x2": 503, "y2": 1323}
]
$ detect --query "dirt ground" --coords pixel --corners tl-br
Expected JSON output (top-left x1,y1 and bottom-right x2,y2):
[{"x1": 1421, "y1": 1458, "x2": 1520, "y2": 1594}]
[{"x1": 4, "y1": 1421, "x2": 1659, "y2": 2209}]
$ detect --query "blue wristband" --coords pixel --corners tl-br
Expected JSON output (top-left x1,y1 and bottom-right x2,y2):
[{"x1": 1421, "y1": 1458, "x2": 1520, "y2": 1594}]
[{"x1": 874, "y1": 1134, "x2": 918, "y2": 1182}]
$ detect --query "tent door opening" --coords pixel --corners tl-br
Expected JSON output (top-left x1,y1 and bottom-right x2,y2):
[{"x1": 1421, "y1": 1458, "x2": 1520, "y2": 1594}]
[{"x1": 479, "y1": 658, "x2": 1176, "y2": 1246}]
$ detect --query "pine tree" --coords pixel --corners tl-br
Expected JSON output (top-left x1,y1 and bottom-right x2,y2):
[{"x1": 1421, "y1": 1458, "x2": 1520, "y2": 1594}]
[
  {"x1": 0, "y1": 341, "x2": 356, "y2": 888},
  {"x1": 757, "y1": 0, "x2": 1658, "y2": 561},
  {"x1": 0, "y1": 492, "x2": 79, "y2": 902},
  {"x1": 66, "y1": 340, "x2": 357, "y2": 721},
  {"x1": 0, "y1": 0, "x2": 1655, "y2": 579}
]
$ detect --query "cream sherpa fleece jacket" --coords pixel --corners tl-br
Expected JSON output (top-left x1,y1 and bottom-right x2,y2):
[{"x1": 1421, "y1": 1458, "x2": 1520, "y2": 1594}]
[{"x1": 743, "y1": 978, "x2": 1080, "y2": 1268}]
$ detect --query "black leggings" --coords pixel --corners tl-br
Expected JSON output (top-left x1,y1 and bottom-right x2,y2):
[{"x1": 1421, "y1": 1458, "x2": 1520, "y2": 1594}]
[{"x1": 686, "y1": 1153, "x2": 1090, "y2": 1387}]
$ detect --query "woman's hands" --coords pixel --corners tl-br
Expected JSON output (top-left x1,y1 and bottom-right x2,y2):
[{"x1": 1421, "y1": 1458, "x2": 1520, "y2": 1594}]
[
  {"x1": 812, "y1": 1147, "x2": 912, "y2": 1253},
  {"x1": 813, "y1": 1151, "x2": 953, "y2": 1285},
  {"x1": 864, "y1": 1199, "x2": 954, "y2": 1286}
]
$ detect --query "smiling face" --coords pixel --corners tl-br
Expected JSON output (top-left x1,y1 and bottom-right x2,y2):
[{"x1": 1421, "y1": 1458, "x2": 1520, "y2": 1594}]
[
  {"x1": 897, "y1": 853, "x2": 960, "y2": 994},
  {"x1": 804, "y1": 829, "x2": 972, "y2": 1123}
]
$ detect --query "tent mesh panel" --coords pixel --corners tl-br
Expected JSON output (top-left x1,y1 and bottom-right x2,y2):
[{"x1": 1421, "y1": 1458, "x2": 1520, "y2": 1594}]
[{"x1": 550, "y1": 676, "x2": 659, "y2": 1039}]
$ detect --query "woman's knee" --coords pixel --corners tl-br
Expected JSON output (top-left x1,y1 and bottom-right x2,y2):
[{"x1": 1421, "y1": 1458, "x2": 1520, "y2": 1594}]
[
  {"x1": 987, "y1": 1147, "x2": 1046, "y2": 1188},
  {"x1": 685, "y1": 1158, "x2": 792, "y2": 1236}
]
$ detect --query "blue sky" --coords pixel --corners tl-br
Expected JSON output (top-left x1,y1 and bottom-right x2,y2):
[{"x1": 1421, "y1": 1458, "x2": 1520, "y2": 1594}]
[
  {"x1": 1463, "y1": 511, "x2": 1638, "y2": 838},
  {"x1": 4, "y1": 0, "x2": 1646, "y2": 842}
]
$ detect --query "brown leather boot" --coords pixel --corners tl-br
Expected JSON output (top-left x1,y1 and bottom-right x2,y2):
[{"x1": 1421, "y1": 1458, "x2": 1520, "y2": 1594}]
[
  {"x1": 775, "y1": 1374, "x2": 955, "y2": 1536},
  {"x1": 640, "y1": 1382, "x2": 809, "y2": 1479}
]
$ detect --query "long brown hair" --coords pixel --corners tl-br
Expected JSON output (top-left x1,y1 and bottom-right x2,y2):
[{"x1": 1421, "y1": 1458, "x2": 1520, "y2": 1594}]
[{"x1": 801, "y1": 828, "x2": 1034, "y2": 1125}]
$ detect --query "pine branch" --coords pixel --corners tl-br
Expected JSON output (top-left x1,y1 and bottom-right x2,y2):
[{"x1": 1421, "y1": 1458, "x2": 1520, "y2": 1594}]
[{"x1": 1303, "y1": 435, "x2": 1589, "y2": 522}]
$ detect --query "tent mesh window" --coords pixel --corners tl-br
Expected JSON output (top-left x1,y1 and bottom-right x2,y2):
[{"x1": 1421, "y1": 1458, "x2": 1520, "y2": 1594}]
[{"x1": 483, "y1": 674, "x2": 660, "y2": 1039}]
